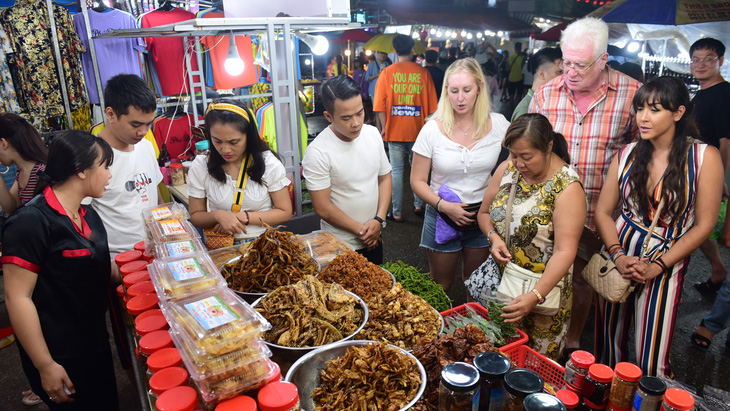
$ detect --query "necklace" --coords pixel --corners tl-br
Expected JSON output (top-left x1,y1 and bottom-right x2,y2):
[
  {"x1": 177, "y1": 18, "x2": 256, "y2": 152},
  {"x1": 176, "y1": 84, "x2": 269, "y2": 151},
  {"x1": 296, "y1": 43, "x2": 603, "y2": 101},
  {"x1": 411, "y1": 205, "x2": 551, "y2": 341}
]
[
  {"x1": 63, "y1": 205, "x2": 78, "y2": 220},
  {"x1": 454, "y1": 121, "x2": 473, "y2": 136}
]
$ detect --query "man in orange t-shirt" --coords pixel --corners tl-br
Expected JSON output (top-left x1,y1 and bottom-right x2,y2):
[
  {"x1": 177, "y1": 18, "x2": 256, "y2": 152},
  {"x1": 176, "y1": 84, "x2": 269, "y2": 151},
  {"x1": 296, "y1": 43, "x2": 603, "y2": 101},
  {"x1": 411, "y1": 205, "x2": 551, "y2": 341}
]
[{"x1": 374, "y1": 34, "x2": 438, "y2": 221}]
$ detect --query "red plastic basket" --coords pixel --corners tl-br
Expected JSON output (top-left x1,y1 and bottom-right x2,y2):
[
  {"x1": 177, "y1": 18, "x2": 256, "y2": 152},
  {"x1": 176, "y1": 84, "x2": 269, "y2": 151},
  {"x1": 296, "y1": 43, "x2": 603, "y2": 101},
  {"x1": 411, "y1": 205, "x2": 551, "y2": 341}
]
[
  {"x1": 440, "y1": 302, "x2": 529, "y2": 352},
  {"x1": 500, "y1": 344, "x2": 566, "y2": 391}
]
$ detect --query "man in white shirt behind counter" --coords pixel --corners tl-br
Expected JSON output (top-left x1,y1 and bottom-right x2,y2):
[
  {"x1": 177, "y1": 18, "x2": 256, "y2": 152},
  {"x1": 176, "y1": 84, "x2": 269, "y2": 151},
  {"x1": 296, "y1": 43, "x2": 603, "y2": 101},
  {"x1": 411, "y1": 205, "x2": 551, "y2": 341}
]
[{"x1": 302, "y1": 75, "x2": 392, "y2": 264}]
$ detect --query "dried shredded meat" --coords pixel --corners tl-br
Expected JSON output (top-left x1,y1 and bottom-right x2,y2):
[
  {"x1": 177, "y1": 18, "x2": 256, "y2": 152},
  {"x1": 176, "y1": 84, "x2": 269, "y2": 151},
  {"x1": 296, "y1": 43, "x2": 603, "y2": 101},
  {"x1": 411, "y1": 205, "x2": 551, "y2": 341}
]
[
  {"x1": 313, "y1": 342, "x2": 422, "y2": 411},
  {"x1": 318, "y1": 250, "x2": 393, "y2": 303}
]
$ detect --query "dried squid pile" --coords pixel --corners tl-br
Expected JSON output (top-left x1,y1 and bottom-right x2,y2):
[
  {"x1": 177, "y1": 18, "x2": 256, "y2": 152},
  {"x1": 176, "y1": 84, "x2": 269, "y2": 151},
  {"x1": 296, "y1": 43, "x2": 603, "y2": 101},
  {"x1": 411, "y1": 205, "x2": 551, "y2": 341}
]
[
  {"x1": 411, "y1": 324, "x2": 506, "y2": 411},
  {"x1": 318, "y1": 250, "x2": 393, "y2": 303},
  {"x1": 355, "y1": 283, "x2": 442, "y2": 350},
  {"x1": 221, "y1": 227, "x2": 318, "y2": 293},
  {"x1": 312, "y1": 342, "x2": 421, "y2": 411},
  {"x1": 255, "y1": 276, "x2": 364, "y2": 347}
]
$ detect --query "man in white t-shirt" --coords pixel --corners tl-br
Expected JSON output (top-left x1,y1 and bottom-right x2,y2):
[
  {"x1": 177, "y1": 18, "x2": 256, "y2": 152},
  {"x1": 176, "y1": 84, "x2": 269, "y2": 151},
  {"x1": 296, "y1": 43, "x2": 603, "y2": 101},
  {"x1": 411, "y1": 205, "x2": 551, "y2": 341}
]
[
  {"x1": 302, "y1": 75, "x2": 392, "y2": 264},
  {"x1": 92, "y1": 74, "x2": 163, "y2": 258}
]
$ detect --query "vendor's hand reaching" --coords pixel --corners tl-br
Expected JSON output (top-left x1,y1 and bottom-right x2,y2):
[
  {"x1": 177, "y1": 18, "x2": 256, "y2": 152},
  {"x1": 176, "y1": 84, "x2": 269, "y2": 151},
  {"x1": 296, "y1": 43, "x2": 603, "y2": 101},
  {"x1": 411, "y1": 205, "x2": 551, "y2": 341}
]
[
  {"x1": 40, "y1": 361, "x2": 75, "y2": 404},
  {"x1": 440, "y1": 201, "x2": 476, "y2": 226},
  {"x1": 358, "y1": 220, "x2": 382, "y2": 250},
  {"x1": 213, "y1": 210, "x2": 247, "y2": 235},
  {"x1": 501, "y1": 292, "x2": 538, "y2": 323},
  {"x1": 489, "y1": 236, "x2": 511, "y2": 265}
]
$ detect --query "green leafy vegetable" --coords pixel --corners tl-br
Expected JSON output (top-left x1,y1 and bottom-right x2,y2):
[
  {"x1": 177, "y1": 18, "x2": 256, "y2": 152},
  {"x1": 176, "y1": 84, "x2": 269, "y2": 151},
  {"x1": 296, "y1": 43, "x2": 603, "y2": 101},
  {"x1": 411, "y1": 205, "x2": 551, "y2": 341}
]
[
  {"x1": 381, "y1": 261, "x2": 452, "y2": 312},
  {"x1": 442, "y1": 302, "x2": 518, "y2": 347},
  {"x1": 487, "y1": 300, "x2": 517, "y2": 342}
]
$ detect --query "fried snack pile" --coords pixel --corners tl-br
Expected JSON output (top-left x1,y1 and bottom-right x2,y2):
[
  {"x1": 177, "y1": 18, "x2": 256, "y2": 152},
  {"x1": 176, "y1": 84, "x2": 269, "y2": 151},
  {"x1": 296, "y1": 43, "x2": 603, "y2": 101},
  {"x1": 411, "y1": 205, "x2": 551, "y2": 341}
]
[
  {"x1": 256, "y1": 276, "x2": 364, "y2": 347},
  {"x1": 355, "y1": 283, "x2": 441, "y2": 350},
  {"x1": 313, "y1": 342, "x2": 422, "y2": 411},
  {"x1": 221, "y1": 227, "x2": 319, "y2": 293},
  {"x1": 318, "y1": 250, "x2": 393, "y2": 303},
  {"x1": 411, "y1": 324, "x2": 504, "y2": 411}
]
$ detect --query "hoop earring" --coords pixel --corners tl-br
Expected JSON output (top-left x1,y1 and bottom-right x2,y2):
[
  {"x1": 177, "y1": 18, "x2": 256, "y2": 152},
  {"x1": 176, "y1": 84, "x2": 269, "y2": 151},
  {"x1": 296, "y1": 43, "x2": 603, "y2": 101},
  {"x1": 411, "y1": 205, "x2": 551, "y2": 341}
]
[{"x1": 0, "y1": 165, "x2": 9, "y2": 175}]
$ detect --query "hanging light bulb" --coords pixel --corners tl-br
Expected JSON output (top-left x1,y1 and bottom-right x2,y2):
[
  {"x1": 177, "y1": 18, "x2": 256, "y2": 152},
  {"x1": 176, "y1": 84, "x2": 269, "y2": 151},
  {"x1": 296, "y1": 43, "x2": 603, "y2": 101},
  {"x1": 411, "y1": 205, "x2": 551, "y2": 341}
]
[
  {"x1": 476, "y1": 32, "x2": 483, "y2": 39},
  {"x1": 451, "y1": 32, "x2": 457, "y2": 39},
  {"x1": 466, "y1": 32, "x2": 473, "y2": 40},
  {"x1": 445, "y1": 30, "x2": 452, "y2": 37},
  {"x1": 430, "y1": 28, "x2": 436, "y2": 35},
  {"x1": 299, "y1": 33, "x2": 329, "y2": 56},
  {"x1": 436, "y1": 30, "x2": 443, "y2": 37},
  {"x1": 365, "y1": 49, "x2": 372, "y2": 56},
  {"x1": 224, "y1": 34, "x2": 244, "y2": 76},
  {"x1": 412, "y1": 31, "x2": 420, "y2": 39},
  {"x1": 344, "y1": 49, "x2": 351, "y2": 56}
]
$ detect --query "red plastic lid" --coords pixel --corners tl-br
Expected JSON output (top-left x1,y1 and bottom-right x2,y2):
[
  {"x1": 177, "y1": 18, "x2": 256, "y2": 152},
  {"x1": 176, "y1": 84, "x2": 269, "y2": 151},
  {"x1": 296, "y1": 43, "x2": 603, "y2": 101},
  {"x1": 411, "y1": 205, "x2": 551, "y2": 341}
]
[
  {"x1": 116, "y1": 284, "x2": 125, "y2": 298},
  {"x1": 135, "y1": 309, "x2": 164, "y2": 326},
  {"x1": 569, "y1": 350, "x2": 595, "y2": 368},
  {"x1": 115, "y1": 250, "x2": 143, "y2": 266},
  {"x1": 120, "y1": 260, "x2": 149, "y2": 277},
  {"x1": 258, "y1": 382, "x2": 299, "y2": 411},
  {"x1": 123, "y1": 270, "x2": 151, "y2": 289},
  {"x1": 135, "y1": 313, "x2": 169, "y2": 337},
  {"x1": 143, "y1": 251, "x2": 154, "y2": 262},
  {"x1": 169, "y1": 163, "x2": 183, "y2": 169},
  {"x1": 134, "y1": 240, "x2": 146, "y2": 252},
  {"x1": 128, "y1": 281, "x2": 157, "y2": 299},
  {"x1": 609, "y1": 404, "x2": 631, "y2": 411},
  {"x1": 155, "y1": 385, "x2": 197, "y2": 411},
  {"x1": 215, "y1": 396, "x2": 257, "y2": 411},
  {"x1": 147, "y1": 347, "x2": 183, "y2": 374},
  {"x1": 588, "y1": 363, "x2": 614, "y2": 383},
  {"x1": 126, "y1": 293, "x2": 159, "y2": 316},
  {"x1": 556, "y1": 389, "x2": 580, "y2": 408},
  {"x1": 614, "y1": 362, "x2": 641, "y2": 382},
  {"x1": 139, "y1": 330, "x2": 174, "y2": 355},
  {"x1": 662, "y1": 388, "x2": 695, "y2": 410}
]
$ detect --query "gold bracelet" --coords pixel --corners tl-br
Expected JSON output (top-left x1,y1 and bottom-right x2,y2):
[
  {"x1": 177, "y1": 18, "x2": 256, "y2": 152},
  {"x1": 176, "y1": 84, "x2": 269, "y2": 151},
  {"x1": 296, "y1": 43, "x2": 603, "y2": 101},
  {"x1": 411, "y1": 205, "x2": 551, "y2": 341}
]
[{"x1": 531, "y1": 288, "x2": 544, "y2": 303}]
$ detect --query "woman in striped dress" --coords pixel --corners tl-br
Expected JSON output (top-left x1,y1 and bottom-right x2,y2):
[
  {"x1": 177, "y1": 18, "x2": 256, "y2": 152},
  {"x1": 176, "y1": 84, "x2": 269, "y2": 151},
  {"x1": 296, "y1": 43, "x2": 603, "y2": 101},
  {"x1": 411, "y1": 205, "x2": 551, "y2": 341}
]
[
  {"x1": 593, "y1": 77, "x2": 723, "y2": 377},
  {"x1": 0, "y1": 113, "x2": 47, "y2": 215}
]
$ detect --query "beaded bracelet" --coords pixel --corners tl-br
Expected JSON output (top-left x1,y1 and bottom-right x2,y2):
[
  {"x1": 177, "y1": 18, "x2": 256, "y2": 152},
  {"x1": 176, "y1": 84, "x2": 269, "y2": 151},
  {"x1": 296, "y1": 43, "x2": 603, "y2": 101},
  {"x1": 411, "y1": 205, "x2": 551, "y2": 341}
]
[{"x1": 607, "y1": 243, "x2": 622, "y2": 254}]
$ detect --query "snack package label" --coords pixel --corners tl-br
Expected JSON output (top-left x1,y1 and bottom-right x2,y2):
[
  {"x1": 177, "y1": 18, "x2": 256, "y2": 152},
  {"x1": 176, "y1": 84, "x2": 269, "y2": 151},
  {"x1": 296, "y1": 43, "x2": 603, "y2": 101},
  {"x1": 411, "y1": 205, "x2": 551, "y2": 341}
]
[
  {"x1": 168, "y1": 258, "x2": 206, "y2": 281},
  {"x1": 185, "y1": 296, "x2": 240, "y2": 330},
  {"x1": 151, "y1": 206, "x2": 174, "y2": 220},
  {"x1": 165, "y1": 240, "x2": 198, "y2": 257},
  {"x1": 160, "y1": 219, "x2": 185, "y2": 236}
]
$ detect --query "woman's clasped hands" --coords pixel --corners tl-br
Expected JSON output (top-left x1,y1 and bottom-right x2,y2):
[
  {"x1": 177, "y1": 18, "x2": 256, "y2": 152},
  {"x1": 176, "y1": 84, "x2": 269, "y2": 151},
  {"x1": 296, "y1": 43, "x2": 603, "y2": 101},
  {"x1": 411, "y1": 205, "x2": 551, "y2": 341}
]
[{"x1": 615, "y1": 254, "x2": 663, "y2": 284}]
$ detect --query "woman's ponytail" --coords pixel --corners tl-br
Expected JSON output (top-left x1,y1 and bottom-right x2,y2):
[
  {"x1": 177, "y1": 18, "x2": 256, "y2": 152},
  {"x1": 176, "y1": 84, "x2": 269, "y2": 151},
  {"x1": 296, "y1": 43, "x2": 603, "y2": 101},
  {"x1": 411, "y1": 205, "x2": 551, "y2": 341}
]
[{"x1": 552, "y1": 131, "x2": 571, "y2": 164}]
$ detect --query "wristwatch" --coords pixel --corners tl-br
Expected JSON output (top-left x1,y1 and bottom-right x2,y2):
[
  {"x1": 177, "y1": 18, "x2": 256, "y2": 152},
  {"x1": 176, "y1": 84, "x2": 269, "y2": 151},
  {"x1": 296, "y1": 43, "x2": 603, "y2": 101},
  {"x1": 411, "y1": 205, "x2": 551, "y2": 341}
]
[{"x1": 373, "y1": 216, "x2": 386, "y2": 228}]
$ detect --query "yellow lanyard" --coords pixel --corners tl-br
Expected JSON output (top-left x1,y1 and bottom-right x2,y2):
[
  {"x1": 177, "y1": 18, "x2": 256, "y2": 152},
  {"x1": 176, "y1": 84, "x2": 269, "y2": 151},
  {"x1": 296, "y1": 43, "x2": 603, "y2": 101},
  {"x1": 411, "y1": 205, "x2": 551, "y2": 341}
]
[{"x1": 231, "y1": 153, "x2": 251, "y2": 213}]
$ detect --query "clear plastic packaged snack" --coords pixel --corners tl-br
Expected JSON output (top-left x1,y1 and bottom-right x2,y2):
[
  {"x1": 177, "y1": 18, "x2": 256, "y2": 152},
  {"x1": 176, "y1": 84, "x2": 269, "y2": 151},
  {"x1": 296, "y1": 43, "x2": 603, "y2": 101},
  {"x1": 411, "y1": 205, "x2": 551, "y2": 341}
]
[
  {"x1": 148, "y1": 218, "x2": 200, "y2": 244},
  {"x1": 149, "y1": 253, "x2": 227, "y2": 300},
  {"x1": 154, "y1": 238, "x2": 207, "y2": 259},
  {"x1": 161, "y1": 287, "x2": 270, "y2": 356},
  {"x1": 192, "y1": 358, "x2": 272, "y2": 404},
  {"x1": 142, "y1": 202, "x2": 190, "y2": 224},
  {"x1": 169, "y1": 329, "x2": 271, "y2": 382}
]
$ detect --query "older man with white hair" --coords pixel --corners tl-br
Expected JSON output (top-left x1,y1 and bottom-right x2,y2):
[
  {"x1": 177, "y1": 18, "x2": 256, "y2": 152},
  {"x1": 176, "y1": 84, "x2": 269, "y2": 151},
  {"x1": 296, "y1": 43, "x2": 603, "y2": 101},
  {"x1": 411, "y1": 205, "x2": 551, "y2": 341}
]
[{"x1": 529, "y1": 17, "x2": 642, "y2": 361}]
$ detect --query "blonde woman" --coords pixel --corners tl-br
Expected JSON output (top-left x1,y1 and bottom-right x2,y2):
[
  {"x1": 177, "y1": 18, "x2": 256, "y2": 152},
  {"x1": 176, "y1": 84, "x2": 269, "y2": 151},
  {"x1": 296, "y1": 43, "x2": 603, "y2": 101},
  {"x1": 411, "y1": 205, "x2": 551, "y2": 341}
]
[{"x1": 411, "y1": 57, "x2": 509, "y2": 292}]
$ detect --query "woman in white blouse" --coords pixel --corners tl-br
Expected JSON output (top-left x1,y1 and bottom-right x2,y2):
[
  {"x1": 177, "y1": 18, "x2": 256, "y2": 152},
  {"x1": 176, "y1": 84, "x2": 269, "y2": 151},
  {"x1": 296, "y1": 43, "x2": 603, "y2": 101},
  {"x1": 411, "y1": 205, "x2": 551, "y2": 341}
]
[
  {"x1": 187, "y1": 100, "x2": 292, "y2": 242},
  {"x1": 411, "y1": 58, "x2": 509, "y2": 292}
]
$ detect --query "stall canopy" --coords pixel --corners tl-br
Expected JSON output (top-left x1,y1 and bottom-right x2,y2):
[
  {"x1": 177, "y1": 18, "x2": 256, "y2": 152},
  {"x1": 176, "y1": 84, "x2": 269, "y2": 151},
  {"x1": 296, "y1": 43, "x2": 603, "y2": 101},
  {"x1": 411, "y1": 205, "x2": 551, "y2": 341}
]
[
  {"x1": 534, "y1": 20, "x2": 572, "y2": 42},
  {"x1": 588, "y1": 0, "x2": 730, "y2": 25},
  {"x1": 330, "y1": 29, "x2": 372, "y2": 43},
  {"x1": 384, "y1": 5, "x2": 533, "y2": 32}
]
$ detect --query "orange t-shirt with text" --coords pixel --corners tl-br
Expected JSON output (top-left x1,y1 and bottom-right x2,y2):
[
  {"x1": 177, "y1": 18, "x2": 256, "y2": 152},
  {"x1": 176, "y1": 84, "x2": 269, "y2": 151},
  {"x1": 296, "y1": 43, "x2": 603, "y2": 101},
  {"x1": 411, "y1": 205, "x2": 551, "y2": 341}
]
[{"x1": 373, "y1": 61, "x2": 438, "y2": 142}]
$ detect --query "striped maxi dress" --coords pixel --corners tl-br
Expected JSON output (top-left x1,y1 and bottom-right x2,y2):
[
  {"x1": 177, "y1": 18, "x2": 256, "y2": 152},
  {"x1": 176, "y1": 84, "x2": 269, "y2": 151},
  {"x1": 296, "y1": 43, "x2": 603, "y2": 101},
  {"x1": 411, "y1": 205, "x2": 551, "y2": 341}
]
[{"x1": 594, "y1": 140, "x2": 706, "y2": 378}]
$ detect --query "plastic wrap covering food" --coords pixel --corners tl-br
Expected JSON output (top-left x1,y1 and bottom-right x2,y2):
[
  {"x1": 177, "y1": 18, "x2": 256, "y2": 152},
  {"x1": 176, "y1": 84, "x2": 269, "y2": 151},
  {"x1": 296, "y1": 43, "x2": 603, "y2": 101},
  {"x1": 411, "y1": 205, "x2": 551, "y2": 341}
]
[
  {"x1": 148, "y1": 253, "x2": 227, "y2": 300},
  {"x1": 355, "y1": 283, "x2": 443, "y2": 351},
  {"x1": 148, "y1": 218, "x2": 201, "y2": 244},
  {"x1": 294, "y1": 231, "x2": 353, "y2": 268},
  {"x1": 208, "y1": 244, "x2": 244, "y2": 268},
  {"x1": 141, "y1": 202, "x2": 190, "y2": 224},
  {"x1": 169, "y1": 328, "x2": 271, "y2": 382},
  {"x1": 161, "y1": 287, "x2": 270, "y2": 356},
  {"x1": 318, "y1": 250, "x2": 394, "y2": 303},
  {"x1": 193, "y1": 358, "x2": 273, "y2": 404},
  {"x1": 154, "y1": 238, "x2": 207, "y2": 259}
]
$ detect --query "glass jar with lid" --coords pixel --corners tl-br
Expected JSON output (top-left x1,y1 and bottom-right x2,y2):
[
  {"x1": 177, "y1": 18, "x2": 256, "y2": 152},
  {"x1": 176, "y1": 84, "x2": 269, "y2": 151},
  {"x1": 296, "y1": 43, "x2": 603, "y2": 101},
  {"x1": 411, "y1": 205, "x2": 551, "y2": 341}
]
[
  {"x1": 581, "y1": 364, "x2": 614, "y2": 409},
  {"x1": 632, "y1": 376, "x2": 666, "y2": 411},
  {"x1": 473, "y1": 351, "x2": 511, "y2": 411},
  {"x1": 439, "y1": 362, "x2": 481, "y2": 411},
  {"x1": 609, "y1": 362, "x2": 642, "y2": 410},
  {"x1": 258, "y1": 381, "x2": 300, "y2": 411},
  {"x1": 149, "y1": 367, "x2": 191, "y2": 409},
  {"x1": 660, "y1": 388, "x2": 694, "y2": 411},
  {"x1": 215, "y1": 395, "x2": 257, "y2": 411},
  {"x1": 155, "y1": 385, "x2": 198, "y2": 411},
  {"x1": 504, "y1": 368, "x2": 544, "y2": 411},
  {"x1": 523, "y1": 393, "x2": 567, "y2": 411},
  {"x1": 195, "y1": 140, "x2": 210, "y2": 157},
  {"x1": 564, "y1": 350, "x2": 595, "y2": 392},
  {"x1": 556, "y1": 389, "x2": 580, "y2": 410},
  {"x1": 169, "y1": 163, "x2": 185, "y2": 186}
]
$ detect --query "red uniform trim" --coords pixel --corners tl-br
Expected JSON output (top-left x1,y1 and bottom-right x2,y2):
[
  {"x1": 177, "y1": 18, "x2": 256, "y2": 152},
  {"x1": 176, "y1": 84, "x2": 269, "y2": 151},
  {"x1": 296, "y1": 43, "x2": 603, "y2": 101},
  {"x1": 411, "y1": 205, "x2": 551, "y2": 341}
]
[
  {"x1": 1, "y1": 256, "x2": 41, "y2": 273},
  {"x1": 62, "y1": 249, "x2": 92, "y2": 257}
]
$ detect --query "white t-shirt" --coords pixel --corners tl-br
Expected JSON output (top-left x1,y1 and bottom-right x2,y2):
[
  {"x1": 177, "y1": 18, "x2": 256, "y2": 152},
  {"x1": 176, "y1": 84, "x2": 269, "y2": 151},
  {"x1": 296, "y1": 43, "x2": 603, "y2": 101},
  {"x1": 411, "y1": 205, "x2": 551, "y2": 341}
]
[
  {"x1": 186, "y1": 151, "x2": 290, "y2": 240},
  {"x1": 90, "y1": 139, "x2": 162, "y2": 255},
  {"x1": 302, "y1": 124, "x2": 392, "y2": 250},
  {"x1": 412, "y1": 113, "x2": 509, "y2": 204}
]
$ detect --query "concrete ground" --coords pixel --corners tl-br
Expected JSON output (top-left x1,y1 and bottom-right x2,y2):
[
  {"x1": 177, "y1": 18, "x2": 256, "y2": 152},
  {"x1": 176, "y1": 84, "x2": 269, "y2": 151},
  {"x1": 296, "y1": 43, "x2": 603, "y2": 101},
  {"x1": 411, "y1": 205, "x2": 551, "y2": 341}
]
[{"x1": 0, "y1": 98, "x2": 728, "y2": 410}]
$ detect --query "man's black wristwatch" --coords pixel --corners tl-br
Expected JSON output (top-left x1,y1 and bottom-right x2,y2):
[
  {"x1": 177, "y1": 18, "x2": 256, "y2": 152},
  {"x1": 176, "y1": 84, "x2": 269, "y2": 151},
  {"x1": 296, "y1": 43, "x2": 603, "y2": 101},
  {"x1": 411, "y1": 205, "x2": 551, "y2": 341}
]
[{"x1": 373, "y1": 216, "x2": 386, "y2": 228}]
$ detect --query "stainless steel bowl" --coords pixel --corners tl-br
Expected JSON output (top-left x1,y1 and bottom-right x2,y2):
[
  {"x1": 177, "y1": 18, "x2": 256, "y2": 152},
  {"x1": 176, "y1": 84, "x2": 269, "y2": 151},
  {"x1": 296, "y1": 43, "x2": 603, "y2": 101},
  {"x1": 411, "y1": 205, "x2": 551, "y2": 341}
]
[
  {"x1": 220, "y1": 253, "x2": 320, "y2": 304},
  {"x1": 252, "y1": 290, "x2": 369, "y2": 362},
  {"x1": 285, "y1": 340, "x2": 427, "y2": 411},
  {"x1": 381, "y1": 267, "x2": 397, "y2": 289}
]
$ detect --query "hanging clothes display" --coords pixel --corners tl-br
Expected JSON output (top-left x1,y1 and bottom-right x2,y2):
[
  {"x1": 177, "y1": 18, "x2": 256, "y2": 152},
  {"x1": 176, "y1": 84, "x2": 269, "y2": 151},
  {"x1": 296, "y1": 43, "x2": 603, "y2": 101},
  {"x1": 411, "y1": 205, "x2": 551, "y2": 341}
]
[
  {"x1": 0, "y1": 0, "x2": 88, "y2": 118},
  {"x1": 73, "y1": 8, "x2": 145, "y2": 104},
  {"x1": 140, "y1": 7, "x2": 198, "y2": 96},
  {"x1": 255, "y1": 102, "x2": 308, "y2": 156},
  {"x1": 152, "y1": 111, "x2": 201, "y2": 160},
  {"x1": 197, "y1": 9, "x2": 257, "y2": 90},
  {"x1": 0, "y1": 26, "x2": 20, "y2": 112}
]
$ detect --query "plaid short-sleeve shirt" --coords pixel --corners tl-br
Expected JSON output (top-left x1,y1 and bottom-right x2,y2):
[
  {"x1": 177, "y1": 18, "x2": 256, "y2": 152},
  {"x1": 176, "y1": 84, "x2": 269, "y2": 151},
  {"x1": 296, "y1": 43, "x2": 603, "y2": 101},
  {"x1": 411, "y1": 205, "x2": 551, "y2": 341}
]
[{"x1": 529, "y1": 69, "x2": 642, "y2": 230}]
